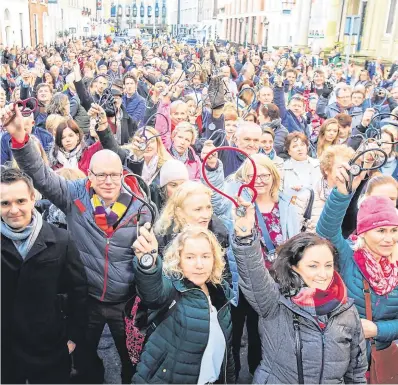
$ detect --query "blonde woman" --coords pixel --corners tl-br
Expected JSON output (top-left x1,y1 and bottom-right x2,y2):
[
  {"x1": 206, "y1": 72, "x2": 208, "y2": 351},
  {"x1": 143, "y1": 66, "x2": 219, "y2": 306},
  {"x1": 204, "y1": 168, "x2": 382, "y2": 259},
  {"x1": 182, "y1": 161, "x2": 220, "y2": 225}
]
[
  {"x1": 131, "y1": 225, "x2": 235, "y2": 384},
  {"x1": 155, "y1": 181, "x2": 228, "y2": 253},
  {"x1": 169, "y1": 122, "x2": 201, "y2": 180},
  {"x1": 46, "y1": 114, "x2": 67, "y2": 135},
  {"x1": 11, "y1": 87, "x2": 21, "y2": 103},
  {"x1": 201, "y1": 152, "x2": 301, "y2": 378},
  {"x1": 314, "y1": 118, "x2": 340, "y2": 157}
]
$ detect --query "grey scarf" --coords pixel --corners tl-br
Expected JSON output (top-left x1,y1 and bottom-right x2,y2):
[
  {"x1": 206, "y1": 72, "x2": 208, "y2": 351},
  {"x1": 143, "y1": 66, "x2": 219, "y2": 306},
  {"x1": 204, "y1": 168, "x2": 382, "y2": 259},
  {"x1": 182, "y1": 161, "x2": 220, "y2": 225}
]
[
  {"x1": 1, "y1": 209, "x2": 43, "y2": 259},
  {"x1": 170, "y1": 146, "x2": 189, "y2": 164}
]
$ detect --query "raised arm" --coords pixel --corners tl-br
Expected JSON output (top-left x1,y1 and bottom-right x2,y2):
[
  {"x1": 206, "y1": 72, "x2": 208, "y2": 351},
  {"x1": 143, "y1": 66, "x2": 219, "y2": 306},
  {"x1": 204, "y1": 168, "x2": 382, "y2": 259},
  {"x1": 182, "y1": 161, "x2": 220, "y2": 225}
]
[
  {"x1": 12, "y1": 137, "x2": 74, "y2": 213},
  {"x1": 97, "y1": 126, "x2": 130, "y2": 163},
  {"x1": 132, "y1": 224, "x2": 175, "y2": 309},
  {"x1": 231, "y1": 200, "x2": 281, "y2": 318},
  {"x1": 316, "y1": 189, "x2": 354, "y2": 271}
]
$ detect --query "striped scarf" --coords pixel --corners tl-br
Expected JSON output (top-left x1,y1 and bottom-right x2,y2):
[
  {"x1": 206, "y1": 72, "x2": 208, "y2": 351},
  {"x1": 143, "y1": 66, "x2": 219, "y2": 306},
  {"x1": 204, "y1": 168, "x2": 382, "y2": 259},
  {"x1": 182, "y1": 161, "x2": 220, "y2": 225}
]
[
  {"x1": 89, "y1": 184, "x2": 131, "y2": 236},
  {"x1": 291, "y1": 272, "x2": 348, "y2": 329}
]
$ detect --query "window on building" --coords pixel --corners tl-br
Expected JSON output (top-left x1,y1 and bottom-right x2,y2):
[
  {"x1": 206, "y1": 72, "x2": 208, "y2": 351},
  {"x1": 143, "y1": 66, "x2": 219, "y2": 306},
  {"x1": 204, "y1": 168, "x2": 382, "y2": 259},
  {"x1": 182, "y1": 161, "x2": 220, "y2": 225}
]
[
  {"x1": 19, "y1": 13, "x2": 24, "y2": 46},
  {"x1": 386, "y1": 0, "x2": 397, "y2": 34}
]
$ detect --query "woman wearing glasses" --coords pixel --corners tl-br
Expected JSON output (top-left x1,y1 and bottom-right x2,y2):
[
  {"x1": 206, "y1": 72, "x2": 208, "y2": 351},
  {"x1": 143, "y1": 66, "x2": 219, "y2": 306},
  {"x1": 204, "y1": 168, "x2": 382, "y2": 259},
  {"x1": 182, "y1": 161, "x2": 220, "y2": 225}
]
[{"x1": 201, "y1": 152, "x2": 300, "y2": 378}]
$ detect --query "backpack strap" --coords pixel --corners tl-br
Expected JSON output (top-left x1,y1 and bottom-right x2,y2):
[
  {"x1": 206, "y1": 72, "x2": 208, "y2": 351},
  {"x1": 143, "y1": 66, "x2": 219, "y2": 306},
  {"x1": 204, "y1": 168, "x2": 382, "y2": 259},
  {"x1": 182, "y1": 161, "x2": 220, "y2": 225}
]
[{"x1": 146, "y1": 291, "x2": 182, "y2": 337}]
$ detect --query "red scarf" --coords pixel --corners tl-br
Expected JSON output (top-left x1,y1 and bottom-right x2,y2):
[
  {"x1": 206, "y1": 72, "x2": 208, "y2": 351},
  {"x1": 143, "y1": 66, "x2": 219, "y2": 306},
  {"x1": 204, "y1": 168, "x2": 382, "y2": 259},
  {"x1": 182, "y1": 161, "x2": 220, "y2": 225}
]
[
  {"x1": 291, "y1": 272, "x2": 348, "y2": 329},
  {"x1": 353, "y1": 247, "x2": 398, "y2": 296}
]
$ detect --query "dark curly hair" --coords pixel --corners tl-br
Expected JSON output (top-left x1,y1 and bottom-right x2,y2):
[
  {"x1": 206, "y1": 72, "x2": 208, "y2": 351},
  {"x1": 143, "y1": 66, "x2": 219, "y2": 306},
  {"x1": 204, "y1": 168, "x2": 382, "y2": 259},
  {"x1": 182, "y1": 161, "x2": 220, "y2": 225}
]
[{"x1": 271, "y1": 233, "x2": 339, "y2": 297}]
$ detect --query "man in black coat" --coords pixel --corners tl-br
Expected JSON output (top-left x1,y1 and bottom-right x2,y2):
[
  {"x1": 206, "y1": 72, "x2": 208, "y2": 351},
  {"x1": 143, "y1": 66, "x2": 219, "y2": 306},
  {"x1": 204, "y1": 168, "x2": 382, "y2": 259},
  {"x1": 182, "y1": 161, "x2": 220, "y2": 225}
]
[{"x1": 0, "y1": 167, "x2": 88, "y2": 384}]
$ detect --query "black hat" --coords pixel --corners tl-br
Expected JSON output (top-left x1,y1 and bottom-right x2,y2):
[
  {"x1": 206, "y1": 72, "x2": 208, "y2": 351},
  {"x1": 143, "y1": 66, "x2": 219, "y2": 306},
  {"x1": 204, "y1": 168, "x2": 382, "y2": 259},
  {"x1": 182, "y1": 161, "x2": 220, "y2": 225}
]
[{"x1": 111, "y1": 88, "x2": 123, "y2": 97}]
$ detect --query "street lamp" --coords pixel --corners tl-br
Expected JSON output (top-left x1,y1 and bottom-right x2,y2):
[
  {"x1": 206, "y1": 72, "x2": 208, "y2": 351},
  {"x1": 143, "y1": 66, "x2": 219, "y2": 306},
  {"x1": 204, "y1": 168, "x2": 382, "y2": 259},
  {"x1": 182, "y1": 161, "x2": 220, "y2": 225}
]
[
  {"x1": 263, "y1": 16, "x2": 269, "y2": 51},
  {"x1": 239, "y1": 17, "x2": 243, "y2": 45}
]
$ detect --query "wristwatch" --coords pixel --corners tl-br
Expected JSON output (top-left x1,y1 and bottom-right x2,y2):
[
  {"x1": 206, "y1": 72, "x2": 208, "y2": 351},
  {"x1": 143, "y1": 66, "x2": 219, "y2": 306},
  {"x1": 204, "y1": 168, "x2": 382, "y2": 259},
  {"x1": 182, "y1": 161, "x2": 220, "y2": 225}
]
[{"x1": 138, "y1": 250, "x2": 157, "y2": 270}]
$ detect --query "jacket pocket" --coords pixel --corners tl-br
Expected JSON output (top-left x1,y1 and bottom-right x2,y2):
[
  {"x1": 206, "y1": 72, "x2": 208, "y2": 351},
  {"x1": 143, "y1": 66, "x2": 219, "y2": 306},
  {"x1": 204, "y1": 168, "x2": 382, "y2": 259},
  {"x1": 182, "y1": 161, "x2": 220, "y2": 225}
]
[{"x1": 147, "y1": 350, "x2": 169, "y2": 383}]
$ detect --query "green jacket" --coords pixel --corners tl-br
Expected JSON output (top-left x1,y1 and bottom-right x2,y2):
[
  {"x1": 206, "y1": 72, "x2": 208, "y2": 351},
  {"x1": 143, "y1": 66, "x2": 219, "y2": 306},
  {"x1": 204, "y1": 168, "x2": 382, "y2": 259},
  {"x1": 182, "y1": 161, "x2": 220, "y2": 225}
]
[{"x1": 132, "y1": 257, "x2": 235, "y2": 384}]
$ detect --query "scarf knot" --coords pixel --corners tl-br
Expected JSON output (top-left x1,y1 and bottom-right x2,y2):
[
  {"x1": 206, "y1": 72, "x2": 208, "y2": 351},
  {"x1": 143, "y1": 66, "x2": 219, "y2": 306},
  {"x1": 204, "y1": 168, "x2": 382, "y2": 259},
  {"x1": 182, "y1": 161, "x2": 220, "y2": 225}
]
[
  {"x1": 171, "y1": 146, "x2": 189, "y2": 163},
  {"x1": 353, "y1": 247, "x2": 398, "y2": 296},
  {"x1": 1, "y1": 209, "x2": 43, "y2": 258},
  {"x1": 88, "y1": 181, "x2": 131, "y2": 235},
  {"x1": 291, "y1": 272, "x2": 348, "y2": 329}
]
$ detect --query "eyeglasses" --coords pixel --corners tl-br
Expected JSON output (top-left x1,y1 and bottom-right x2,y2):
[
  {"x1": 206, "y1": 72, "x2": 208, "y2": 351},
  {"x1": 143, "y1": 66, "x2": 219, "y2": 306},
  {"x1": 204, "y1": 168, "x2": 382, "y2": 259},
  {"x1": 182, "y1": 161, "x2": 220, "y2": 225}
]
[
  {"x1": 89, "y1": 170, "x2": 122, "y2": 182},
  {"x1": 246, "y1": 173, "x2": 272, "y2": 182}
]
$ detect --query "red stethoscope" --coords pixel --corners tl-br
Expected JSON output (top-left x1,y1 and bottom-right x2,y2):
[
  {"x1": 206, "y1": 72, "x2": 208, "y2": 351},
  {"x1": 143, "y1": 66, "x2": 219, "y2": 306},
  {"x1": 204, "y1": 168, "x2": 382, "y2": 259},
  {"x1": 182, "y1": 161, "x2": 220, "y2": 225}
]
[
  {"x1": 201, "y1": 146, "x2": 258, "y2": 217},
  {"x1": 2, "y1": 97, "x2": 38, "y2": 127}
]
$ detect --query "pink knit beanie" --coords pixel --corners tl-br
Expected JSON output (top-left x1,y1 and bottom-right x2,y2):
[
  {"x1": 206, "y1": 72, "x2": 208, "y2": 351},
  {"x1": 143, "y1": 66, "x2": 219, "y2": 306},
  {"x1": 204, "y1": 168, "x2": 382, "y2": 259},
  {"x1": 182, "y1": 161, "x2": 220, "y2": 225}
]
[{"x1": 357, "y1": 196, "x2": 398, "y2": 235}]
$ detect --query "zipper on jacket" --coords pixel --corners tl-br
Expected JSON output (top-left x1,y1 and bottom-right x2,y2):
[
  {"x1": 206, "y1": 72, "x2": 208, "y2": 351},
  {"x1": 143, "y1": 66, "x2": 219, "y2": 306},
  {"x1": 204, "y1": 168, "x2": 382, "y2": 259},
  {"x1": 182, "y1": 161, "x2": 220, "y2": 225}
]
[
  {"x1": 182, "y1": 287, "x2": 231, "y2": 383},
  {"x1": 217, "y1": 297, "x2": 232, "y2": 384},
  {"x1": 319, "y1": 330, "x2": 325, "y2": 384},
  {"x1": 99, "y1": 212, "x2": 140, "y2": 301},
  {"x1": 100, "y1": 238, "x2": 110, "y2": 301}
]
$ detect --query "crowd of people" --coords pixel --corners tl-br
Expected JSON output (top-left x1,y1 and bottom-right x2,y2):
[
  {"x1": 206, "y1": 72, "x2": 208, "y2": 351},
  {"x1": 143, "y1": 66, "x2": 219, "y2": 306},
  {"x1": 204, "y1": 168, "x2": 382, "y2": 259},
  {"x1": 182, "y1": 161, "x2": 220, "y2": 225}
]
[{"x1": 1, "y1": 35, "x2": 398, "y2": 384}]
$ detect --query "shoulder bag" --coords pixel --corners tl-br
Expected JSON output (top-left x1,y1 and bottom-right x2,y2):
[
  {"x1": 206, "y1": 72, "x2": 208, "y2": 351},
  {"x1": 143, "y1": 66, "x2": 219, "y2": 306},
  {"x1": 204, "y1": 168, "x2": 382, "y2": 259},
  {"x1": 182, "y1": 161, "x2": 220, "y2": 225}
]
[{"x1": 363, "y1": 279, "x2": 398, "y2": 384}]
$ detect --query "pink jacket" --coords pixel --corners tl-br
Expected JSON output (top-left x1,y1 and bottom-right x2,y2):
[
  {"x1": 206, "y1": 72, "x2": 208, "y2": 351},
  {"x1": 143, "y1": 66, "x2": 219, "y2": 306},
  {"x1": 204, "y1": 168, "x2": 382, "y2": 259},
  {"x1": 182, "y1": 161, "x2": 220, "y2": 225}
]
[{"x1": 156, "y1": 101, "x2": 201, "y2": 180}]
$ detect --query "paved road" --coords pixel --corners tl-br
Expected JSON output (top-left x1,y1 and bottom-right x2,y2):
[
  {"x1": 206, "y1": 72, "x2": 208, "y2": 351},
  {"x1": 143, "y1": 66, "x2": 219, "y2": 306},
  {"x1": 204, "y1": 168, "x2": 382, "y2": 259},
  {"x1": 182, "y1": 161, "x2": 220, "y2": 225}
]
[{"x1": 99, "y1": 325, "x2": 253, "y2": 384}]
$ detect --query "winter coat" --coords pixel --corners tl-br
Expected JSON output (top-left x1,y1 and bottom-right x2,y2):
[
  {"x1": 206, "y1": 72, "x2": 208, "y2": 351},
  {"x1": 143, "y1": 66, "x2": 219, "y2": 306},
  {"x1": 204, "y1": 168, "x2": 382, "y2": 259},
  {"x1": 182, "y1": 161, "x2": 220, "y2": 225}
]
[
  {"x1": 11, "y1": 138, "x2": 151, "y2": 303},
  {"x1": 316, "y1": 96, "x2": 363, "y2": 129},
  {"x1": 1, "y1": 127, "x2": 53, "y2": 165},
  {"x1": 317, "y1": 188, "x2": 398, "y2": 351},
  {"x1": 132, "y1": 257, "x2": 235, "y2": 384},
  {"x1": 282, "y1": 157, "x2": 321, "y2": 194},
  {"x1": 168, "y1": 146, "x2": 201, "y2": 181},
  {"x1": 48, "y1": 141, "x2": 102, "y2": 175},
  {"x1": 232, "y1": 234, "x2": 368, "y2": 384},
  {"x1": 289, "y1": 176, "x2": 329, "y2": 232},
  {"x1": 122, "y1": 92, "x2": 146, "y2": 126},
  {"x1": 1, "y1": 221, "x2": 88, "y2": 373},
  {"x1": 74, "y1": 79, "x2": 115, "y2": 118}
]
